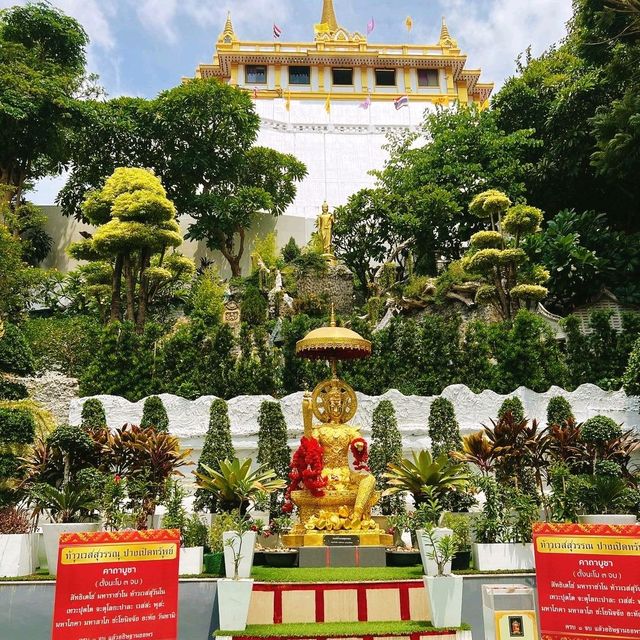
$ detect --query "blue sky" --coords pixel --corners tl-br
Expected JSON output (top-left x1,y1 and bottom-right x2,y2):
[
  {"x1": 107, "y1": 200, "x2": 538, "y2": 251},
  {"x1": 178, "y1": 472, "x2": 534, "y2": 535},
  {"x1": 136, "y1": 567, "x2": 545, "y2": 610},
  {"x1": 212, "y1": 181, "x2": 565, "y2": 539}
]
[{"x1": 2, "y1": 0, "x2": 573, "y2": 202}]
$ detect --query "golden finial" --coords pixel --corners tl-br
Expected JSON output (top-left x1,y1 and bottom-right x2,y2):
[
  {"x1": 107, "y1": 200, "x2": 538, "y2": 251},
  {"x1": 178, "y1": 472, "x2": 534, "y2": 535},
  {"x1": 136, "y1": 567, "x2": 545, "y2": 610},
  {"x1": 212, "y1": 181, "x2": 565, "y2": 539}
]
[
  {"x1": 321, "y1": 0, "x2": 339, "y2": 32},
  {"x1": 218, "y1": 10, "x2": 237, "y2": 43},
  {"x1": 438, "y1": 16, "x2": 457, "y2": 48},
  {"x1": 330, "y1": 303, "x2": 336, "y2": 327}
]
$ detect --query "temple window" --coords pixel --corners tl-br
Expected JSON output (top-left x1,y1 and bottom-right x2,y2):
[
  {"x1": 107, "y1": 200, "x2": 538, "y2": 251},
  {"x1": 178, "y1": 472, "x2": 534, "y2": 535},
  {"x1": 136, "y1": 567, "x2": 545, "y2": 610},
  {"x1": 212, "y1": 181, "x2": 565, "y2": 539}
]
[
  {"x1": 289, "y1": 65, "x2": 311, "y2": 85},
  {"x1": 418, "y1": 69, "x2": 439, "y2": 87},
  {"x1": 332, "y1": 67, "x2": 353, "y2": 86},
  {"x1": 375, "y1": 69, "x2": 396, "y2": 87},
  {"x1": 245, "y1": 65, "x2": 267, "y2": 84}
]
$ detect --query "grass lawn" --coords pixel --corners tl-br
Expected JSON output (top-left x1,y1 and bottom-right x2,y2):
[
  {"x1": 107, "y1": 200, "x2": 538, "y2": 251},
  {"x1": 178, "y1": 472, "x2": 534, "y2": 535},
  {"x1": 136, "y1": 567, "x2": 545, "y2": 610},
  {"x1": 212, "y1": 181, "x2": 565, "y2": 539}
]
[{"x1": 215, "y1": 620, "x2": 470, "y2": 637}]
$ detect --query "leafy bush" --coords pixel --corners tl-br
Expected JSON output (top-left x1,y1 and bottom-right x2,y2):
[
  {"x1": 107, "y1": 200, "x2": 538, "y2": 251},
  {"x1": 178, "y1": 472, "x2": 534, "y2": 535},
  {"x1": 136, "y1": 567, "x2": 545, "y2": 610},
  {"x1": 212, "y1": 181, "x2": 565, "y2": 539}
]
[
  {"x1": 0, "y1": 323, "x2": 34, "y2": 376},
  {"x1": 623, "y1": 335, "x2": 640, "y2": 396},
  {"x1": 428, "y1": 398, "x2": 462, "y2": 458},
  {"x1": 546, "y1": 396, "x2": 574, "y2": 426},
  {"x1": 241, "y1": 286, "x2": 267, "y2": 327},
  {"x1": 497, "y1": 397, "x2": 525, "y2": 422},
  {"x1": 21, "y1": 316, "x2": 101, "y2": 376},
  {"x1": 0, "y1": 506, "x2": 32, "y2": 534},
  {"x1": 580, "y1": 415, "x2": 622, "y2": 443},
  {"x1": 281, "y1": 237, "x2": 301, "y2": 263},
  {"x1": 0, "y1": 407, "x2": 36, "y2": 444},
  {"x1": 209, "y1": 512, "x2": 240, "y2": 553},
  {"x1": 369, "y1": 400, "x2": 403, "y2": 515},
  {"x1": 257, "y1": 401, "x2": 291, "y2": 513},
  {"x1": 188, "y1": 266, "x2": 225, "y2": 325},
  {"x1": 140, "y1": 396, "x2": 169, "y2": 432},
  {"x1": 0, "y1": 378, "x2": 28, "y2": 400},
  {"x1": 80, "y1": 398, "x2": 106, "y2": 430},
  {"x1": 194, "y1": 399, "x2": 235, "y2": 512}
]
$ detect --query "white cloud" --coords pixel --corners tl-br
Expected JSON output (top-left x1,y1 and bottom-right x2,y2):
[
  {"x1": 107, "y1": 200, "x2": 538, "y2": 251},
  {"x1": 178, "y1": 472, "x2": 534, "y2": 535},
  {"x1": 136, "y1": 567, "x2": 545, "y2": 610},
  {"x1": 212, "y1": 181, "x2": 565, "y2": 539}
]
[{"x1": 430, "y1": 0, "x2": 573, "y2": 88}]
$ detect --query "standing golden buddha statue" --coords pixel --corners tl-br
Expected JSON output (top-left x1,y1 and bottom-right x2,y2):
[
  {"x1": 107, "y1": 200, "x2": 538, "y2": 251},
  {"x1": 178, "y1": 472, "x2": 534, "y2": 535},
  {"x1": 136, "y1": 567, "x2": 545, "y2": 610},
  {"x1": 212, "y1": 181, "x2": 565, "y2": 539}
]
[{"x1": 282, "y1": 309, "x2": 392, "y2": 547}]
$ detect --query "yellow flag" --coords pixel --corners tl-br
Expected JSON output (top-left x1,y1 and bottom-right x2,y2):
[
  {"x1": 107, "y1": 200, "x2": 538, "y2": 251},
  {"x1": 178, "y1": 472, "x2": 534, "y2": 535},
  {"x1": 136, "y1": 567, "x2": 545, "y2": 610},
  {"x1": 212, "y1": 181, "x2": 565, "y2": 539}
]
[
  {"x1": 405, "y1": 16, "x2": 413, "y2": 32},
  {"x1": 325, "y1": 93, "x2": 331, "y2": 114},
  {"x1": 314, "y1": 22, "x2": 331, "y2": 34},
  {"x1": 285, "y1": 90, "x2": 291, "y2": 112}
]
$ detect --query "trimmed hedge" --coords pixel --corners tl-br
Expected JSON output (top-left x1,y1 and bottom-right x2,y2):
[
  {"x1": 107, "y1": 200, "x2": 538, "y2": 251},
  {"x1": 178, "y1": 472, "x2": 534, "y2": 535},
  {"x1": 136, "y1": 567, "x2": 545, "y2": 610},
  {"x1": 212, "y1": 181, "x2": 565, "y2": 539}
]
[
  {"x1": 0, "y1": 324, "x2": 34, "y2": 376},
  {"x1": 0, "y1": 407, "x2": 36, "y2": 444},
  {"x1": 140, "y1": 396, "x2": 169, "y2": 432},
  {"x1": 81, "y1": 398, "x2": 107, "y2": 430},
  {"x1": 546, "y1": 396, "x2": 574, "y2": 426}
]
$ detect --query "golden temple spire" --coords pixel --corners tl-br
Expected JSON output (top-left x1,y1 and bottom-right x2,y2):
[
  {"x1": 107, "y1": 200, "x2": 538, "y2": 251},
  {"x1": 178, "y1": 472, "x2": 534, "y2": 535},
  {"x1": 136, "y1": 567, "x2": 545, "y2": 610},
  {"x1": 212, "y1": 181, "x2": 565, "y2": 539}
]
[
  {"x1": 438, "y1": 16, "x2": 457, "y2": 48},
  {"x1": 321, "y1": 0, "x2": 339, "y2": 32},
  {"x1": 218, "y1": 10, "x2": 237, "y2": 43}
]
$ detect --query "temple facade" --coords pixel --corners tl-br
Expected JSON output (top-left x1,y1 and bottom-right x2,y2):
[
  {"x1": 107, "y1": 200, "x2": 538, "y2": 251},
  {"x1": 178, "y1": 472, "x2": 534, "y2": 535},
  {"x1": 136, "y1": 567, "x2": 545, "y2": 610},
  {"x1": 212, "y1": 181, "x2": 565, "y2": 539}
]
[{"x1": 195, "y1": 0, "x2": 492, "y2": 234}]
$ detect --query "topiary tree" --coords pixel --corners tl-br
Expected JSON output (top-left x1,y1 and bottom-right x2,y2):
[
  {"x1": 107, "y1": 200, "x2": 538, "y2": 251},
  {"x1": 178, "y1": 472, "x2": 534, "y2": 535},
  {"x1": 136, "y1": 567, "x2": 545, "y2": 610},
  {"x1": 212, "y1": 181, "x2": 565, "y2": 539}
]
[
  {"x1": 140, "y1": 395, "x2": 169, "y2": 432},
  {"x1": 257, "y1": 400, "x2": 291, "y2": 514},
  {"x1": 241, "y1": 286, "x2": 268, "y2": 326},
  {"x1": 497, "y1": 396, "x2": 525, "y2": 422},
  {"x1": 0, "y1": 323, "x2": 34, "y2": 376},
  {"x1": 369, "y1": 400, "x2": 403, "y2": 515},
  {"x1": 281, "y1": 237, "x2": 301, "y2": 263},
  {"x1": 428, "y1": 397, "x2": 462, "y2": 459},
  {"x1": 581, "y1": 415, "x2": 622, "y2": 444},
  {"x1": 193, "y1": 399, "x2": 235, "y2": 512},
  {"x1": 81, "y1": 398, "x2": 107, "y2": 431},
  {"x1": 623, "y1": 336, "x2": 640, "y2": 396},
  {"x1": 0, "y1": 406, "x2": 36, "y2": 506},
  {"x1": 546, "y1": 396, "x2": 574, "y2": 426}
]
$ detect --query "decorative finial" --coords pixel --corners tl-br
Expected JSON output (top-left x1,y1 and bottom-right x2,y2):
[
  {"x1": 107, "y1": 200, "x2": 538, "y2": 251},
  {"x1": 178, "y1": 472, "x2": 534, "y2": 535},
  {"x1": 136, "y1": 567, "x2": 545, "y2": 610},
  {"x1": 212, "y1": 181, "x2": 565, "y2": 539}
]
[
  {"x1": 330, "y1": 303, "x2": 336, "y2": 327},
  {"x1": 438, "y1": 16, "x2": 457, "y2": 48},
  {"x1": 218, "y1": 10, "x2": 237, "y2": 43},
  {"x1": 321, "y1": 0, "x2": 339, "y2": 33}
]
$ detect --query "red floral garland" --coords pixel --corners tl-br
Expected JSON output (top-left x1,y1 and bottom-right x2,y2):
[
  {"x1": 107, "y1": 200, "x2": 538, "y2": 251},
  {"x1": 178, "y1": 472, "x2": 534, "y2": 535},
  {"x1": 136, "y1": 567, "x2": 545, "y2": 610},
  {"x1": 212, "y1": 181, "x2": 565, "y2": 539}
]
[
  {"x1": 282, "y1": 436, "x2": 328, "y2": 513},
  {"x1": 350, "y1": 437, "x2": 370, "y2": 471}
]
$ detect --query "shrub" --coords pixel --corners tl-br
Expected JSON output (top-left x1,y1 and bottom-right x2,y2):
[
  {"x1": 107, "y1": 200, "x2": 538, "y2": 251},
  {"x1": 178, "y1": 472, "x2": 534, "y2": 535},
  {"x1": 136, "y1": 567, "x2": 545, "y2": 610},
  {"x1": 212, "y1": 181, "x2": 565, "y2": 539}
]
[
  {"x1": 0, "y1": 378, "x2": 28, "y2": 400},
  {"x1": 0, "y1": 323, "x2": 34, "y2": 376},
  {"x1": 81, "y1": 398, "x2": 107, "y2": 430},
  {"x1": 580, "y1": 415, "x2": 622, "y2": 443},
  {"x1": 257, "y1": 401, "x2": 291, "y2": 514},
  {"x1": 0, "y1": 407, "x2": 36, "y2": 444},
  {"x1": 623, "y1": 336, "x2": 640, "y2": 396},
  {"x1": 188, "y1": 266, "x2": 225, "y2": 325},
  {"x1": 428, "y1": 398, "x2": 462, "y2": 458},
  {"x1": 497, "y1": 397, "x2": 525, "y2": 422},
  {"x1": 241, "y1": 286, "x2": 267, "y2": 327},
  {"x1": 193, "y1": 399, "x2": 235, "y2": 512},
  {"x1": 0, "y1": 506, "x2": 31, "y2": 534},
  {"x1": 369, "y1": 400, "x2": 403, "y2": 515},
  {"x1": 140, "y1": 396, "x2": 169, "y2": 432},
  {"x1": 546, "y1": 396, "x2": 574, "y2": 426},
  {"x1": 162, "y1": 480, "x2": 187, "y2": 532},
  {"x1": 281, "y1": 237, "x2": 301, "y2": 263}
]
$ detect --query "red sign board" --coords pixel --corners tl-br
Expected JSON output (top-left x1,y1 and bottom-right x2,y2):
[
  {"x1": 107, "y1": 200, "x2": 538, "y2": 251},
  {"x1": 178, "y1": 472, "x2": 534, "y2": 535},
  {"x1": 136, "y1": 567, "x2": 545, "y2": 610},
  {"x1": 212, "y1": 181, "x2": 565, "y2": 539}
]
[
  {"x1": 52, "y1": 529, "x2": 180, "y2": 640},
  {"x1": 533, "y1": 522, "x2": 640, "y2": 640}
]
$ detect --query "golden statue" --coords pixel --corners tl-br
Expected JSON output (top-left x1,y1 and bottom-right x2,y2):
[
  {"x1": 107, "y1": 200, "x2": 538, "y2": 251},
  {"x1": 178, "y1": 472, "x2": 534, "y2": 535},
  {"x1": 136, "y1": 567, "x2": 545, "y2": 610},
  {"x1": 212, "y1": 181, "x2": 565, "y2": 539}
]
[
  {"x1": 282, "y1": 309, "x2": 392, "y2": 547},
  {"x1": 316, "y1": 201, "x2": 335, "y2": 260}
]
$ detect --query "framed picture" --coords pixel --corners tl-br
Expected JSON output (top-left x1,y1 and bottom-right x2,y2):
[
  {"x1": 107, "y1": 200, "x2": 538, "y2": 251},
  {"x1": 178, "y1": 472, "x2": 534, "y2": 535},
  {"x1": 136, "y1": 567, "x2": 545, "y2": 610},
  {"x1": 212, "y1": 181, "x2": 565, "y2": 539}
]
[
  {"x1": 508, "y1": 615, "x2": 525, "y2": 637},
  {"x1": 494, "y1": 610, "x2": 538, "y2": 640}
]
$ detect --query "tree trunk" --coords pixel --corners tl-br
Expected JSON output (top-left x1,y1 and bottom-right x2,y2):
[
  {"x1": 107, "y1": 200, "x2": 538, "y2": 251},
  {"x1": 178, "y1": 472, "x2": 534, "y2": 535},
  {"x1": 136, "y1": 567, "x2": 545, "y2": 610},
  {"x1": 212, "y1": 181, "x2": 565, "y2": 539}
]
[
  {"x1": 219, "y1": 229, "x2": 245, "y2": 277},
  {"x1": 136, "y1": 250, "x2": 150, "y2": 331},
  {"x1": 123, "y1": 254, "x2": 136, "y2": 322},
  {"x1": 110, "y1": 255, "x2": 124, "y2": 323}
]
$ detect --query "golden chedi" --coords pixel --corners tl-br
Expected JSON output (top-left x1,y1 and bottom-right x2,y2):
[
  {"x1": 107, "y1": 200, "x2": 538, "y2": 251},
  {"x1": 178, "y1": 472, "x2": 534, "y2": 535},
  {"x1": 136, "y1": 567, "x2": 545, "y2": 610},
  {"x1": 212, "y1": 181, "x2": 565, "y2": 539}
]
[{"x1": 282, "y1": 309, "x2": 392, "y2": 547}]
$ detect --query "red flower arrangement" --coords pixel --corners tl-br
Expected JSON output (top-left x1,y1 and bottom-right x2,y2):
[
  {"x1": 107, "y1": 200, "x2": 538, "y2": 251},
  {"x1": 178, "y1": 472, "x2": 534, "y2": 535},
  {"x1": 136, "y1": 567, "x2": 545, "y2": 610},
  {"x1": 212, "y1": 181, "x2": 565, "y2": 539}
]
[
  {"x1": 350, "y1": 437, "x2": 370, "y2": 471},
  {"x1": 283, "y1": 436, "x2": 328, "y2": 513}
]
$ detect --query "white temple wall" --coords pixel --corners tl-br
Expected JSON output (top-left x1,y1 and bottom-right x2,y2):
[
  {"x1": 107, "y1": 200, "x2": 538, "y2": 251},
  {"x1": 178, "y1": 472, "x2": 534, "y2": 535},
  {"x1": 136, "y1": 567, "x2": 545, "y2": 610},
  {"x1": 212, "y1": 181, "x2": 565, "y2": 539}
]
[{"x1": 69, "y1": 384, "x2": 640, "y2": 469}]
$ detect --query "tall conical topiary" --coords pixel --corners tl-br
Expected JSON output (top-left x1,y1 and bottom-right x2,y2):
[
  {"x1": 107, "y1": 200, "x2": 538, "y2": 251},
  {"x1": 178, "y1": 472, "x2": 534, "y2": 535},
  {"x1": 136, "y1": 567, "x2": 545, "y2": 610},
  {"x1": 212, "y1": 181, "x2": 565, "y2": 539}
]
[
  {"x1": 257, "y1": 400, "x2": 291, "y2": 514},
  {"x1": 497, "y1": 396, "x2": 525, "y2": 422},
  {"x1": 194, "y1": 399, "x2": 235, "y2": 512},
  {"x1": 370, "y1": 400, "x2": 403, "y2": 515},
  {"x1": 428, "y1": 397, "x2": 462, "y2": 458},
  {"x1": 81, "y1": 398, "x2": 107, "y2": 431},
  {"x1": 546, "y1": 396, "x2": 574, "y2": 426},
  {"x1": 140, "y1": 395, "x2": 169, "y2": 432}
]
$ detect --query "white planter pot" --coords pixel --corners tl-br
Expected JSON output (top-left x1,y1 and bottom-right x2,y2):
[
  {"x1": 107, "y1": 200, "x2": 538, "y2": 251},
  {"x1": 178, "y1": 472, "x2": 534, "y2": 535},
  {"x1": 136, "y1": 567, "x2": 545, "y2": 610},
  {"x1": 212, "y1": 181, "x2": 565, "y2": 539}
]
[
  {"x1": 416, "y1": 527, "x2": 453, "y2": 576},
  {"x1": 42, "y1": 522, "x2": 99, "y2": 576},
  {"x1": 179, "y1": 546, "x2": 204, "y2": 575},
  {"x1": 0, "y1": 533, "x2": 35, "y2": 577},
  {"x1": 217, "y1": 578, "x2": 254, "y2": 631},
  {"x1": 472, "y1": 542, "x2": 534, "y2": 571},
  {"x1": 424, "y1": 574, "x2": 464, "y2": 628},
  {"x1": 578, "y1": 514, "x2": 637, "y2": 525},
  {"x1": 222, "y1": 531, "x2": 256, "y2": 579}
]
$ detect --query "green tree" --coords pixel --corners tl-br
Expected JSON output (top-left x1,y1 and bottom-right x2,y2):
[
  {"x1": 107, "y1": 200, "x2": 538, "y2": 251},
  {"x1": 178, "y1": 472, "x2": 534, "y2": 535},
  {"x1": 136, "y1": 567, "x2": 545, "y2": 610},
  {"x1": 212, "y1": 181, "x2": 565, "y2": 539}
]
[
  {"x1": 623, "y1": 335, "x2": 640, "y2": 396},
  {"x1": 546, "y1": 396, "x2": 574, "y2": 426},
  {"x1": 257, "y1": 401, "x2": 290, "y2": 514},
  {"x1": 369, "y1": 400, "x2": 403, "y2": 515},
  {"x1": 140, "y1": 396, "x2": 169, "y2": 432},
  {"x1": 428, "y1": 398, "x2": 462, "y2": 459},
  {"x1": 0, "y1": 225, "x2": 33, "y2": 321},
  {"x1": 69, "y1": 167, "x2": 191, "y2": 328},
  {"x1": 194, "y1": 399, "x2": 235, "y2": 512},
  {"x1": 497, "y1": 397, "x2": 525, "y2": 423},
  {"x1": 0, "y1": 2, "x2": 88, "y2": 207},
  {"x1": 80, "y1": 398, "x2": 106, "y2": 431}
]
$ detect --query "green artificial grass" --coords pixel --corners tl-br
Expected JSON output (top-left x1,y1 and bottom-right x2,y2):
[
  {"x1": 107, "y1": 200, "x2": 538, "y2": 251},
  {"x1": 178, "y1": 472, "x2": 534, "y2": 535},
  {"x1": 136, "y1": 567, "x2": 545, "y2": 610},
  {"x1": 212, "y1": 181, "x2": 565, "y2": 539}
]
[
  {"x1": 251, "y1": 565, "x2": 424, "y2": 582},
  {"x1": 215, "y1": 620, "x2": 471, "y2": 638}
]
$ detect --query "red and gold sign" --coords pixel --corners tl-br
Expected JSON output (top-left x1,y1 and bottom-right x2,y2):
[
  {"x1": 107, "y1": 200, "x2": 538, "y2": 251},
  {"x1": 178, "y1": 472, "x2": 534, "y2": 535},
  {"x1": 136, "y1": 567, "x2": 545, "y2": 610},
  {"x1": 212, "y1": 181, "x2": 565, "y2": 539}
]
[
  {"x1": 533, "y1": 522, "x2": 640, "y2": 640},
  {"x1": 52, "y1": 529, "x2": 180, "y2": 640}
]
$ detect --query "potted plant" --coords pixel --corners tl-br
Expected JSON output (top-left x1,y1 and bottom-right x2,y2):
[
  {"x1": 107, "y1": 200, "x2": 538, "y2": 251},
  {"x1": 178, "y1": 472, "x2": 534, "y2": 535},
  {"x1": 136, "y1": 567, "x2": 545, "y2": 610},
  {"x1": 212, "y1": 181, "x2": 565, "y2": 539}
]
[
  {"x1": 413, "y1": 495, "x2": 454, "y2": 576},
  {"x1": 263, "y1": 515, "x2": 298, "y2": 567},
  {"x1": 441, "y1": 512, "x2": 472, "y2": 570},
  {"x1": 386, "y1": 511, "x2": 420, "y2": 566},
  {"x1": 422, "y1": 528, "x2": 463, "y2": 629},
  {"x1": 0, "y1": 505, "x2": 35, "y2": 577},
  {"x1": 204, "y1": 513, "x2": 238, "y2": 575},
  {"x1": 30, "y1": 483, "x2": 99, "y2": 576}
]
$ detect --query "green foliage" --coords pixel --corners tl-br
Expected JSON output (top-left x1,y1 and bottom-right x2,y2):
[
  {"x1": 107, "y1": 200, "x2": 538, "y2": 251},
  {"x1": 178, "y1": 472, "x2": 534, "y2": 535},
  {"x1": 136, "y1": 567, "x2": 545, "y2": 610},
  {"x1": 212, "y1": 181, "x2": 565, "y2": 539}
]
[
  {"x1": 140, "y1": 396, "x2": 169, "y2": 432},
  {"x1": 189, "y1": 266, "x2": 225, "y2": 324},
  {"x1": 439, "y1": 513, "x2": 471, "y2": 552},
  {"x1": 0, "y1": 407, "x2": 36, "y2": 444},
  {"x1": 209, "y1": 512, "x2": 242, "y2": 553},
  {"x1": 256, "y1": 401, "x2": 290, "y2": 514},
  {"x1": 580, "y1": 416, "x2": 622, "y2": 444},
  {"x1": 162, "y1": 480, "x2": 187, "y2": 532},
  {"x1": 0, "y1": 226, "x2": 33, "y2": 320},
  {"x1": 0, "y1": 323, "x2": 34, "y2": 375},
  {"x1": 546, "y1": 396, "x2": 574, "y2": 426},
  {"x1": 183, "y1": 512, "x2": 208, "y2": 549},
  {"x1": 0, "y1": 378, "x2": 28, "y2": 401},
  {"x1": 281, "y1": 237, "x2": 301, "y2": 263},
  {"x1": 497, "y1": 397, "x2": 525, "y2": 423},
  {"x1": 80, "y1": 398, "x2": 106, "y2": 431},
  {"x1": 470, "y1": 231, "x2": 503, "y2": 249},
  {"x1": 29, "y1": 483, "x2": 97, "y2": 524},
  {"x1": 194, "y1": 399, "x2": 235, "y2": 513},
  {"x1": 281, "y1": 314, "x2": 328, "y2": 393},
  {"x1": 428, "y1": 398, "x2": 462, "y2": 459},
  {"x1": 241, "y1": 287, "x2": 267, "y2": 327},
  {"x1": 623, "y1": 335, "x2": 640, "y2": 396},
  {"x1": 369, "y1": 400, "x2": 403, "y2": 515}
]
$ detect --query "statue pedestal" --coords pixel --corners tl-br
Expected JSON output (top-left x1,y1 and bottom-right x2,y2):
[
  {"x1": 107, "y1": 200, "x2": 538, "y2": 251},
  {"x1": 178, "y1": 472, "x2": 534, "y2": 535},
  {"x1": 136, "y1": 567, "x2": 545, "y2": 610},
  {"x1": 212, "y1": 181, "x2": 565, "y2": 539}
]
[
  {"x1": 282, "y1": 530, "x2": 393, "y2": 548},
  {"x1": 297, "y1": 545, "x2": 387, "y2": 568}
]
